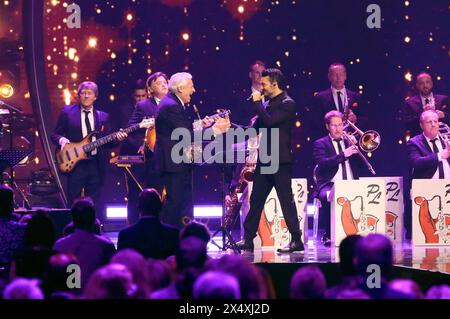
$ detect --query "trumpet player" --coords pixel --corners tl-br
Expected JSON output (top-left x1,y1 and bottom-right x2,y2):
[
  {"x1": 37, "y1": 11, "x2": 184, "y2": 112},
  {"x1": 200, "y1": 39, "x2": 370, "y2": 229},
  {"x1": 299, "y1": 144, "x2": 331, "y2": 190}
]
[
  {"x1": 407, "y1": 110, "x2": 450, "y2": 179},
  {"x1": 403, "y1": 72, "x2": 449, "y2": 136},
  {"x1": 312, "y1": 111, "x2": 367, "y2": 246}
]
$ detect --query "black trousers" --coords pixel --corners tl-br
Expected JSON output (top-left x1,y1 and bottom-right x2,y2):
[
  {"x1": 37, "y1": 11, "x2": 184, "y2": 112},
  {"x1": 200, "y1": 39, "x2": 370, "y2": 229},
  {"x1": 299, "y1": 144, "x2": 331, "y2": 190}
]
[
  {"x1": 317, "y1": 183, "x2": 333, "y2": 237},
  {"x1": 67, "y1": 158, "x2": 102, "y2": 215},
  {"x1": 160, "y1": 170, "x2": 193, "y2": 229},
  {"x1": 244, "y1": 164, "x2": 301, "y2": 242}
]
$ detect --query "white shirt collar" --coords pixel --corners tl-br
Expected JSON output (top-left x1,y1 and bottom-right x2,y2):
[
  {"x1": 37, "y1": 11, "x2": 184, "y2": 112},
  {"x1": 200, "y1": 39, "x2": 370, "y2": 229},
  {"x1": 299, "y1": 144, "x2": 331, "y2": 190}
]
[
  {"x1": 154, "y1": 97, "x2": 161, "y2": 105},
  {"x1": 174, "y1": 94, "x2": 185, "y2": 107},
  {"x1": 81, "y1": 106, "x2": 94, "y2": 113},
  {"x1": 420, "y1": 93, "x2": 434, "y2": 105},
  {"x1": 331, "y1": 86, "x2": 346, "y2": 95},
  {"x1": 423, "y1": 133, "x2": 440, "y2": 144}
]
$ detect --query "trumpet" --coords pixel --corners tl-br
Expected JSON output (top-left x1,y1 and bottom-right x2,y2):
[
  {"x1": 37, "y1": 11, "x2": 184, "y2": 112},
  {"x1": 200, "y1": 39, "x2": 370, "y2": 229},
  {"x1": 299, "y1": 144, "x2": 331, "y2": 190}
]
[{"x1": 342, "y1": 120, "x2": 380, "y2": 175}]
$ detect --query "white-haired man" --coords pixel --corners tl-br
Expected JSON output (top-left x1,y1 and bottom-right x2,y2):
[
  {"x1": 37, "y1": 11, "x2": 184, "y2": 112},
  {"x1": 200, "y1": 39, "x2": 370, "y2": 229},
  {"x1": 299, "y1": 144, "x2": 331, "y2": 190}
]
[{"x1": 154, "y1": 72, "x2": 229, "y2": 229}]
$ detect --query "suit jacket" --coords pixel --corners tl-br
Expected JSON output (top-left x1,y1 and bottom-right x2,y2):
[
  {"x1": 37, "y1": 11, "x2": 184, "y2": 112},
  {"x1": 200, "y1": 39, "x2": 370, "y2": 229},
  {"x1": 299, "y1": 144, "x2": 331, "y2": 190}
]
[
  {"x1": 121, "y1": 98, "x2": 159, "y2": 155},
  {"x1": 117, "y1": 217, "x2": 179, "y2": 259},
  {"x1": 402, "y1": 94, "x2": 449, "y2": 136},
  {"x1": 252, "y1": 91, "x2": 296, "y2": 165},
  {"x1": 51, "y1": 104, "x2": 114, "y2": 176},
  {"x1": 154, "y1": 93, "x2": 194, "y2": 173},
  {"x1": 310, "y1": 88, "x2": 365, "y2": 140},
  {"x1": 313, "y1": 135, "x2": 364, "y2": 195},
  {"x1": 53, "y1": 229, "x2": 116, "y2": 287},
  {"x1": 406, "y1": 133, "x2": 449, "y2": 179}
]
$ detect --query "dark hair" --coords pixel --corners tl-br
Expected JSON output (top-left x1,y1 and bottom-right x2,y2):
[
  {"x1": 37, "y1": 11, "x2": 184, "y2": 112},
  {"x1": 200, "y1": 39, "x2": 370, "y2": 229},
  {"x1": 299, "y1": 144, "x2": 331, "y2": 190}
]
[
  {"x1": 134, "y1": 79, "x2": 146, "y2": 91},
  {"x1": 44, "y1": 253, "x2": 80, "y2": 296},
  {"x1": 355, "y1": 234, "x2": 393, "y2": 278},
  {"x1": 180, "y1": 221, "x2": 210, "y2": 243},
  {"x1": 138, "y1": 188, "x2": 162, "y2": 217},
  {"x1": 328, "y1": 63, "x2": 346, "y2": 73},
  {"x1": 70, "y1": 199, "x2": 96, "y2": 230},
  {"x1": 146, "y1": 72, "x2": 168, "y2": 90},
  {"x1": 324, "y1": 110, "x2": 343, "y2": 125},
  {"x1": 249, "y1": 60, "x2": 266, "y2": 71},
  {"x1": 290, "y1": 265, "x2": 326, "y2": 299},
  {"x1": 24, "y1": 210, "x2": 56, "y2": 249},
  {"x1": 0, "y1": 185, "x2": 14, "y2": 218},
  {"x1": 261, "y1": 68, "x2": 285, "y2": 89},
  {"x1": 338, "y1": 235, "x2": 362, "y2": 276}
]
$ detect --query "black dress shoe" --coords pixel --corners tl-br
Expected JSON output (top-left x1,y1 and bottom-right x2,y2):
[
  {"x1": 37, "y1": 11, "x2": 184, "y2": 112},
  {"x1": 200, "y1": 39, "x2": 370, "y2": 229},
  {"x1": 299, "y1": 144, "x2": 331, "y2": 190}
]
[
  {"x1": 277, "y1": 240, "x2": 305, "y2": 253},
  {"x1": 321, "y1": 234, "x2": 332, "y2": 247},
  {"x1": 236, "y1": 240, "x2": 254, "y2": 252}
]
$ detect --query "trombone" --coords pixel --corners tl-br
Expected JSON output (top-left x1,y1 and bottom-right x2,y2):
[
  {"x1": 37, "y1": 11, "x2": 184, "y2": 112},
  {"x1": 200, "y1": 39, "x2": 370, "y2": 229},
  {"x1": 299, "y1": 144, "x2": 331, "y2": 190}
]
[
  {"x1": 342, "y1": 120, "x2": 380, "y2": 175},
  {"x1": 438, "y1": 122, "x2": 450, "y2": 148}
]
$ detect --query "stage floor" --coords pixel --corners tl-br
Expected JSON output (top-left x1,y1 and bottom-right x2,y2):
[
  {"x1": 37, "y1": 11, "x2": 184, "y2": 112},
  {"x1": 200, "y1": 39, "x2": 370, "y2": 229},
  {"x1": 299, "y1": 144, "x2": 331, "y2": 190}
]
[{"x1": 105, "y1": 231, "x2": 450, "y2": 275}]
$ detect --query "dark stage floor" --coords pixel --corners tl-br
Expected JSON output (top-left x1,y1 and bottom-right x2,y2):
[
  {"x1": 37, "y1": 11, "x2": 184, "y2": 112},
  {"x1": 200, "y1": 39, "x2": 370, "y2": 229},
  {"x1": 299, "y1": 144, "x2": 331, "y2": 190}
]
[{"x1": 106, "y1": 231, "x2": 450, "y2": 275}]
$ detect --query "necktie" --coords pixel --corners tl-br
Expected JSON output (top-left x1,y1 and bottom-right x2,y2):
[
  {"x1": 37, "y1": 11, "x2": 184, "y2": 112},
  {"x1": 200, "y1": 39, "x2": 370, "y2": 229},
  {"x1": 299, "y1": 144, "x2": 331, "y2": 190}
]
[
  {"x1": 337, "y1": 91, "x2": 344, "y2": 113},
  {"x1": 84, "y1": 110, "x2": 92, "y2": 134},
  {"x1": 425, "y1": 98, "x2": 430, "y2": 105},
  {"x1": 84, "y1": 110, "x2": 94, "y2": 156},
  {"x1": 334, "y1": 138, "x2": 348, "y2": 180},
  {"x1": 430, "y1": 138, "x2": 444, "y2": 179}
]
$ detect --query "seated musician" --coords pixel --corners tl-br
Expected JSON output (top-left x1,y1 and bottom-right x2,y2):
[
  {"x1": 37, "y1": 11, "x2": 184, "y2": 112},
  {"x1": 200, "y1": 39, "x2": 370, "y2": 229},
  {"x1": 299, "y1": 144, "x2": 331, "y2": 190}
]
[
  {"x1": 407, "y1": 110, "x2": 450, "y2": 179},
  {"x1": 312, "y1": 110, "x2": 365, "y2": 246}
]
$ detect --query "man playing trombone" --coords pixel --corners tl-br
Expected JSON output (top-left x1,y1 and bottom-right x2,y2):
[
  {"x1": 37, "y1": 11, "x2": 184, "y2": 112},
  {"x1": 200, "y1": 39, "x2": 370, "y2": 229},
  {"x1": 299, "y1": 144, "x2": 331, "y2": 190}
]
[
  {"x1": 312, "y1": 110, "x2": 368, "y2": 246},
  {"x1": 407, "y1": 110, "x2": 450, "y2": 179}
]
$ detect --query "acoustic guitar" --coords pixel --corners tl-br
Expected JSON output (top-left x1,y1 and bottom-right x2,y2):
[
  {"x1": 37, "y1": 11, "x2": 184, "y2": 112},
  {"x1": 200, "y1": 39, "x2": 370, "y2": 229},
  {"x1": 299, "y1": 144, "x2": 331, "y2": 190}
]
[{"x1": 56, "y1": 118, "x2": 154, "y2": 173}]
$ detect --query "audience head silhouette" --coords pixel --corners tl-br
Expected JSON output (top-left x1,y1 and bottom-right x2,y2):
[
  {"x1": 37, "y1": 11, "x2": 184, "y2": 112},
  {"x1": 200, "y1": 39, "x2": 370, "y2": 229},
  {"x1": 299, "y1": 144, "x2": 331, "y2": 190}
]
[
  {"x1": 71, "y1": 198, "x2": 96, "y2": 231},
  {"x1": 0, "y1": 185, "x2": 14, "y2": 218},
  {"x1": 138, "y1": 188, "x2": 162, "y2": 217}
]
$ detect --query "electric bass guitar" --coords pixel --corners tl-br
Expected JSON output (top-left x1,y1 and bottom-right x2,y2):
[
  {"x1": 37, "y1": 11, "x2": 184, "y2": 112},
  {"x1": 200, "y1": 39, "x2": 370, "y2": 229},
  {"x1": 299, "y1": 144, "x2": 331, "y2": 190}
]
[{"x1": 56, "y1": 118, "x2": 154, "y2": 173}]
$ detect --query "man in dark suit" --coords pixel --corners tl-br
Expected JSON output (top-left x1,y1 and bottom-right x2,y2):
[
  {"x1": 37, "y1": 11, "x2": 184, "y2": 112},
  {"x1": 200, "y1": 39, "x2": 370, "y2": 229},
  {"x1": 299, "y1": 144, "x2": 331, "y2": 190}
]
[
  {"x1": 236, "y1": 68, "x2": 304, "y2": 253},
  {"x1": 407, "y1": 110, "x2": 450, "y2": 179},
  {"x1": 402, "y1": 72, "x2": 449, "y2": 136},
  {"x1": 313, "y1": 110, "x2": 365, "y2": 245},
  {"x1": 309, "y1": 63, "x2": 366, "y2": 141},
  {"x1": 117, "y1": 188, "x2": 179, "y2": 259},
  {"x1": 51, "y1": 81, "x2": 127, "y2": 211},
  {"x1": 53, "y1": 199, "x2": 116, "y2": 287},
  {"x1": 154, "y1": 72, "x2": 225, "y2": 229},
  {"x1": 122, "y1": 72, "x2": 169, "y2": 224},
  {"x1": 118, "y1": 79, "x2": 148, "y2": 156},
  {"x1": 232, "y1": 60, "x2": 266, "y2": 127}
]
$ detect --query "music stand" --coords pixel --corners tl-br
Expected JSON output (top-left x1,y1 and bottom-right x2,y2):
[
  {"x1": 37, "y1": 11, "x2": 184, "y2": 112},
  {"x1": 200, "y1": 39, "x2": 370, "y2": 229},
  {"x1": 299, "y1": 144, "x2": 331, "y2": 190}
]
[
  {"x1": 199, "y1": 147, "x2": 248, "y2": 254},
  {"x1": 0, "y1": 149, "x2": 33, "y2": 209}
]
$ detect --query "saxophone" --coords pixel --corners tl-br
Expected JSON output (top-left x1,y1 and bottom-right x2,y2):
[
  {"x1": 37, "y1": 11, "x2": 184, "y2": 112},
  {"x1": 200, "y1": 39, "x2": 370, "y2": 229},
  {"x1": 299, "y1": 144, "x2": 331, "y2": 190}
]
[{"x1": 223, "y1": 162, "x2": 255, "y2": 229}]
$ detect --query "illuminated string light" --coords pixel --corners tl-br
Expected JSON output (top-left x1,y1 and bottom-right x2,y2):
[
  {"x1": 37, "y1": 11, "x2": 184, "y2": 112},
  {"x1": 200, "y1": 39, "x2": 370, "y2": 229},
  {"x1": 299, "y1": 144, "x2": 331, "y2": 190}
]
[
  {"x1": 182, "y1": 32, "x2": 190, "y2": 41},
  {"x1": 88, "y1": 37, "x2": 98, "y2": 48}
]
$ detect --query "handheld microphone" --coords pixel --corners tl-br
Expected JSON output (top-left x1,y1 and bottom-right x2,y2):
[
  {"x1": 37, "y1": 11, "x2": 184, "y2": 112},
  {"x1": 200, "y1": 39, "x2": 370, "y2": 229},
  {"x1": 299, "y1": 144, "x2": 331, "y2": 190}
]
[
  {"x1": 246, "y1": 91, "x2": 263, "y2": 101},
  {"x1": 192, "y1": 104, "x2": 202, "y2": 121}
]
